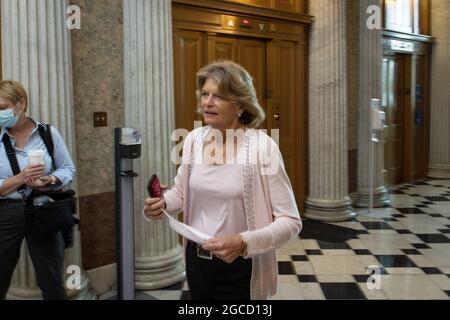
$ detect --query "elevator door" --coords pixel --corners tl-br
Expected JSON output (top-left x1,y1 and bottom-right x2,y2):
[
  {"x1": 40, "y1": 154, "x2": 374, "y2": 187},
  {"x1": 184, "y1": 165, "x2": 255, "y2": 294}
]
[
  {"x1": 173, "y1": 30, "x2": 307, "y2": 208},
  {"x1": 383, "y1": 51, "x2": 430, "y2": 186},
  {"x1": 208, "y1": 35, "x2": 304, "y2": 207},
  {"x1": 383, "y1": 54, "x2": 406, "y2": 186},
  {"x1": 208, "y1": 35, "x2": 267, "y2": 128},
  {"x1": 267, "y1": 40, "x2": 304, "y2": 208},
  {"x1": 411, "y1": 54, "x2": 430, "y2": 180},
  {"x1": 173, "y1": 30, "x2": 206, "y2": 128}
]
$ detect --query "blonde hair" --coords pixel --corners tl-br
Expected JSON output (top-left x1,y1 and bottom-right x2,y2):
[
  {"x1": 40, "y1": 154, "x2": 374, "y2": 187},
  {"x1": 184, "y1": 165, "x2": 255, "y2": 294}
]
[
  {"x1": 196, "y1": 60, "x2": 266, "y2": 128},
  {"x1": 0, "y1": 80, "x2": 28, "y2": 107}
]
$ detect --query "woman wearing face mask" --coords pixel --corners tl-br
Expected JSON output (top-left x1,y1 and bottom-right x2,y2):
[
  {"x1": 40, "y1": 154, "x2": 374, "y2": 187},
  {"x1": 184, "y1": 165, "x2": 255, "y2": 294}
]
[{"x1": 0, "y1": 80, "x2": 76, "y2": 300}]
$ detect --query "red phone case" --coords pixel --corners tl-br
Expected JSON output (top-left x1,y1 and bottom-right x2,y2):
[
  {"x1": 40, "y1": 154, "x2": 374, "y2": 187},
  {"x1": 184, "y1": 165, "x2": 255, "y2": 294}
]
[{"x1": 148, "y1": 175, "x2": 162, "y2": 198}]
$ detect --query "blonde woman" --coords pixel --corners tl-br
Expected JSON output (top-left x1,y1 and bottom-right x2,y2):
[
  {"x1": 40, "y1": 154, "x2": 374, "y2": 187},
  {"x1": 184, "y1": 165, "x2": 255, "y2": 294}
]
[
  {"x1": 0, "y1": 80, "x2": 75, "y2": 300},
  {"x1": 144, "y1": 61, "x2": 302, "y2": 300}
]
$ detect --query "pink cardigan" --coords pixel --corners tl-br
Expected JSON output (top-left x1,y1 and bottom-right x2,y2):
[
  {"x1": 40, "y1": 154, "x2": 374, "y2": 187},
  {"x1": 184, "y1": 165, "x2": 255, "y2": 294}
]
[{"x1": 163, "y1": 126, "x2": 302, "y2": 300}]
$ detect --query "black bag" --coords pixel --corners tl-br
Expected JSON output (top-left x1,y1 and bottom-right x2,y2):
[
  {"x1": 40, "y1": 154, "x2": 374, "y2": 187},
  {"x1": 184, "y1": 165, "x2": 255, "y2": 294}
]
[
  {"x1": 2, "y1": 124, "x2": 78, "y2": 247},
  {"x1": 25, "y1": 189, "x2": 77, "y2": 235}
]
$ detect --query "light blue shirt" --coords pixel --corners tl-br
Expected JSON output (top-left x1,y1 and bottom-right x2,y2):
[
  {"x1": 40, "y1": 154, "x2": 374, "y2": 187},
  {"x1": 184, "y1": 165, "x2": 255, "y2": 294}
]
[{"x1": 0, "y1": 120, "x2": 76, "y2": 199}]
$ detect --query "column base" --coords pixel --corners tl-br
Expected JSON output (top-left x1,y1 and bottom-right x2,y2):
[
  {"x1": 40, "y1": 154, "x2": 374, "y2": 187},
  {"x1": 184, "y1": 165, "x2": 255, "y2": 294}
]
[
  {"x1": 428, "y1": 163, "x2": 450, "y2": 179},
  {"x1": 305, "y1": 197, "x2": 356, "y2": 222},
  {"x1": 67, "y1": 272, "x2": 97, "y2": 300},
  {"x1": 355, "y1": 185, "x2": 390, "y2": 208},
  {"x1": 7, "y1": 273, "x2": 96, "y2": 300},
  {"x1": 135, "y1": 246, "x2": 186, "y2": 290},
  {"x1": 6, "y1": 287, "x2": 41, "y2": 300}
]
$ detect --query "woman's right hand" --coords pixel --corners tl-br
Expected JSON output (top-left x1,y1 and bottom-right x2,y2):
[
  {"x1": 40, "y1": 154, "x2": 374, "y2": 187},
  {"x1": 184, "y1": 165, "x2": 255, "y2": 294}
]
[
  {"x1": 144, "y1": 197, "x2": 167, "y2": 220},
  {"x1": 143, "y1": 184, "x2": 168, "y2": 220},
  {"x1": 20, "y1": 164, "x2": 45, "y2": 185}
]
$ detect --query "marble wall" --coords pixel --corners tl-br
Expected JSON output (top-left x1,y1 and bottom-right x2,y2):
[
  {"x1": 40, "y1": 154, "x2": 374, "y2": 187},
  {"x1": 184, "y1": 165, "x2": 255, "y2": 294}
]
[
  {"x1": 70, "y1": 0, "x2": 124, "y2": 269},
  {"x1": 79, "y1": 192, "x2": 116, "y2": 270}
]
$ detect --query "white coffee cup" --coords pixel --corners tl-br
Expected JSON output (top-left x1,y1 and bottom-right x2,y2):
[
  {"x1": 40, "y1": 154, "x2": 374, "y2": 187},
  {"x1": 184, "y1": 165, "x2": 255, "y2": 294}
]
[{"x1": 28, "y1": 150, "x2": 45, "y2": 166}]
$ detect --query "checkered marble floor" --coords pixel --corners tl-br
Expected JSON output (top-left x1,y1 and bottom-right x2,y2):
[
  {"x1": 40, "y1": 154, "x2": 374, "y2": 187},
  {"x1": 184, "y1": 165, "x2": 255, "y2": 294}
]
[{"x1": 114, "y1": 179, "x2": 450, "y2": 300}]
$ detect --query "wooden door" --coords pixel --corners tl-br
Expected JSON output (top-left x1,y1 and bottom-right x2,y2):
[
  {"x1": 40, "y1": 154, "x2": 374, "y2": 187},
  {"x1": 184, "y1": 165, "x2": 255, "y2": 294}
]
[
  {"x1": 173, "y1": 29, "x2": 206, "y2": 132},
  {"x1": 208, "y1": 35, "x2": 267, "y2": 121},
  {"x1": 180, "y1": 34, "x2": 267, "y2": 131},
  {"x1": 238, "y1": 38, "x2": 267, "y2": 119},
  {"x1": 383, "y1": 51, "x2": 431, "y2": 185},
  {"x1": 173, "y1": 30, "x2": 307, "y2": 209},
  {"x1": 267, "y1": 40, "x2": 306, "y2": 207},
  {"x1": 383, "y1": 54, "x2": 407, "y2": 186},
  {"x1": 412, "y1": 54, "x2": 430, "y2": 180},
  {"x1": 207, "y1": 35, "x2": 306, "y2": 207},
  {"x1": 208, "y1": 35, "x2": 238, "y2": 61}
]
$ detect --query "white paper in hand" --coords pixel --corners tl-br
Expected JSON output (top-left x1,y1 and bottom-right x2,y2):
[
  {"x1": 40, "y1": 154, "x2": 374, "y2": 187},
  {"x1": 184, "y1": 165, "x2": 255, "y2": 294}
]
[{"x1": 163, "y1": 210, "x2": 211, "y2": 245}]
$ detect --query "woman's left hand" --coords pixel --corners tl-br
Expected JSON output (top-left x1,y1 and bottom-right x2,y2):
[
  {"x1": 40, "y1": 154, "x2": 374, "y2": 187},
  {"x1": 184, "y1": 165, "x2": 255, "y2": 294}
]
[{"x1": 202, "y1": 235, "x2": 246, "y2": 264}]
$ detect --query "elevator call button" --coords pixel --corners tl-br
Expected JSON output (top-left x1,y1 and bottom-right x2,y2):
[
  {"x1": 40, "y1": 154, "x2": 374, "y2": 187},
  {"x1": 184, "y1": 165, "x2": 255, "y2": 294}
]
[{"x1": 222, "y1": 15, "x2": 270, "y2": 34}]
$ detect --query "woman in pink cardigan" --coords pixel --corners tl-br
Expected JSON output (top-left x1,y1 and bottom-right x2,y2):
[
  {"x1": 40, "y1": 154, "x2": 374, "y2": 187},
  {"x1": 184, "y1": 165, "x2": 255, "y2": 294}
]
[{"x1": 144, "y1": 61, "x2": 302, "y2": 300}]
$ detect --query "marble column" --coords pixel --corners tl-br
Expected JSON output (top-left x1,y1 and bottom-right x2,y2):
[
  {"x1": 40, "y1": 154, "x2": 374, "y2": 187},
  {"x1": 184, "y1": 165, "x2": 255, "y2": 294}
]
[
  {"x1": 428, "y1": 0, "x2": 450, "y2": 179},
  {"x1": 356, "y1": 0, "x2": 390, "y2": 207},
  {"x1": 123, "y1": 0, "x2": 185, "y2": 290},
  {"x1": 306, "y1": 0, "x2": 356, "y2": 222},
  {"x1": 1, "y1": 0, "x2": 94, "y2": 299}
]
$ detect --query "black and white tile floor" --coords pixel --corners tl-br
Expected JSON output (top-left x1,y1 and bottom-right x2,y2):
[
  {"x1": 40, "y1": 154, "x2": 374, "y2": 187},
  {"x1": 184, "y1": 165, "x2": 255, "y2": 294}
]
[{"x1": 107, "y1": 179, "x2": 450, "y2": 300}]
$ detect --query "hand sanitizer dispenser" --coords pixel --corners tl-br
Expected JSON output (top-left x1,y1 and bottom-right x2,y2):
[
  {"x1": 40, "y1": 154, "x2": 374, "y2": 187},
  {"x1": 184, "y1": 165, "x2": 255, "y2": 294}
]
[
  {"x1": 114, "y1": 128, "x2": 141, "y2": 300},
  {"x1": 371, "y1": 99, "x2": 386, "y2": 142}
]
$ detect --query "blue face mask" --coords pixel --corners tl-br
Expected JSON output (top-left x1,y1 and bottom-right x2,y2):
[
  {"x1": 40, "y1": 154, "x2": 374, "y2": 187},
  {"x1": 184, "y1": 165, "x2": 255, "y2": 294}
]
[{"x1": 0, "y1": 108, "x2": 19, "y2": 128}]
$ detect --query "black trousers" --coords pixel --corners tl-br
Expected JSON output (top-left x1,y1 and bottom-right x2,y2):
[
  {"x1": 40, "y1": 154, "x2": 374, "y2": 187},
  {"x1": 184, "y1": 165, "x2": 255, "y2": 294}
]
[
  {"x1": 186, "y1": 240, "x2": 252, "y2": 300},
  {"x1": 0, "y1": 200, "x2": 67, "y2": 300}
]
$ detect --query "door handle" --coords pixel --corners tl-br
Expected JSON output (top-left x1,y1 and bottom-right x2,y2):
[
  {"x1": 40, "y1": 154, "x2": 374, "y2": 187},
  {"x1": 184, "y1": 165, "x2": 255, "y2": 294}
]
[{"x1": 274, "y1": 114, "x2": 280, "y2": 120}]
